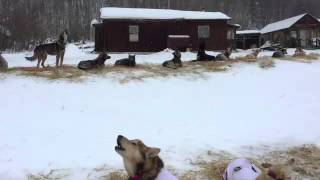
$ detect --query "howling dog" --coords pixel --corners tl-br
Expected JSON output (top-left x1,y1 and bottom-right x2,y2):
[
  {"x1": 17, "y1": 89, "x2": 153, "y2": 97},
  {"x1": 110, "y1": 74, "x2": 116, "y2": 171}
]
[
  {"x1": 115, "y1": 135, "x2": 178, "y2": 180},
  {"x1": 25, "y1": 30, "x2": 69, "y2": 68}
]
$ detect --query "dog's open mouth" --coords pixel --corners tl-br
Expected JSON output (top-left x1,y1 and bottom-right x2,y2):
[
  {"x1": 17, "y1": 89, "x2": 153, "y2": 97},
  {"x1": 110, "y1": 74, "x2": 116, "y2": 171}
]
[{"x1": 115, "y1": 137, "x2": 125, "y2": 151}]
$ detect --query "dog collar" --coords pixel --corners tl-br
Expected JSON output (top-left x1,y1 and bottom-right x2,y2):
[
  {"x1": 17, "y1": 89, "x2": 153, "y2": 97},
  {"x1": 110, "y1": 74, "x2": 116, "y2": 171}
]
[{"x1": 129, "y1": 172, "x2": 144, "y2": 180}]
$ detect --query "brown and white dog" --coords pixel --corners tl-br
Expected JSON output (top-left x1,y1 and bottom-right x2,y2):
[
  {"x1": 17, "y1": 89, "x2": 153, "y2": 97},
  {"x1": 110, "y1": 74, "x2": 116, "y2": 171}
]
[{"x1": 115, "y1": 135, "x2": 178, "y2": 180}]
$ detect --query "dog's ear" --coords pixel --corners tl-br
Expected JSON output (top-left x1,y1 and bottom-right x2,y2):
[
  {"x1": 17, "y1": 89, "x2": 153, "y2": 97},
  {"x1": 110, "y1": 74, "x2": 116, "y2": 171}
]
[{"x1": 146, "y1": 147, "x2": 161, "y2": 158}]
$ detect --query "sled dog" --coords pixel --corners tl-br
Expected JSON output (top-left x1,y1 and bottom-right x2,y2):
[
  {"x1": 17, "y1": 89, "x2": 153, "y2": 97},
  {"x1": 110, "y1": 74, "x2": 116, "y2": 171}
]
[
  {"x1": 115, "y1": 135, "x2": 178, "y2": 180},
  {"x1": 25, "y1": 30, "x2": 69, "y2": 68}
]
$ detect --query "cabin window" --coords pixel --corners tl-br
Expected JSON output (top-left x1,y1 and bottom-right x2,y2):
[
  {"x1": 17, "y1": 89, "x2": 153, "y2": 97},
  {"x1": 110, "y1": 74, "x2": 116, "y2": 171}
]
[
  {"x1": 198, "y1": 26, "x2": 210, "y2": 38},
  {"x1": 129, "y1": 25, "x2": 139, "y2": 42},
  {"x1": 227, "y1": 30, "x2": 235, "y2": 40},
  {"x1": 290, "y1": 31, "x2": 297, "y2": 38}
]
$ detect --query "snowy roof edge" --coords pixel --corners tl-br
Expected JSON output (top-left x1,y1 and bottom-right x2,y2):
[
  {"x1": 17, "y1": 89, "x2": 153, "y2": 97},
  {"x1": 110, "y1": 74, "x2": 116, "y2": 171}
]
[
  {"x1": 236, "y1": 30, "x2": 261, "y2": 35},
  {"x1": 260, "y1": 13, "x2": 308, "y2": 34},
  {"x1": 100, "y1": 7, "x2": 231, "y2": 20}
]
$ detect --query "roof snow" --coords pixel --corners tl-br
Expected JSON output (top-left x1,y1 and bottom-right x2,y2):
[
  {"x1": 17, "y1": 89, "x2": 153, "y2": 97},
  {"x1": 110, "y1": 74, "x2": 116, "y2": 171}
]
[
  {"x1": 260, "y1": 13, "x2": 307, "y2": 34},
  {"x1": 100, "y1": 7, "x2": 231, "y2": 20},
  {"x1": 91, "y1": 19, "x2": 100, "y2": 26},
  {"x1": 236, "y1": 30, "x2": 260, "y2": 35}
]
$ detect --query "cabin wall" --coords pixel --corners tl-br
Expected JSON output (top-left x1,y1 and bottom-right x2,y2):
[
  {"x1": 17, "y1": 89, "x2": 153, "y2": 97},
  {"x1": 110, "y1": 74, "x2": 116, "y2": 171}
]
[{"x1": 95, "y1": 19, "x2": 228, "y2": 52}]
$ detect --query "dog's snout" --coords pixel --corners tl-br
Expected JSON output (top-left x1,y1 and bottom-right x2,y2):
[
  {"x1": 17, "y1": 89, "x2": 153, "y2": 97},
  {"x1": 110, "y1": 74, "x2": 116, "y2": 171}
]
[{"x1": 117, "y1": 135, "x2": 124, "y2": 144}]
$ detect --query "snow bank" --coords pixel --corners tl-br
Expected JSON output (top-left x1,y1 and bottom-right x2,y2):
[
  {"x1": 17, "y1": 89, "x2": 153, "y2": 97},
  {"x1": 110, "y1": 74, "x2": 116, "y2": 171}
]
[
  {"x1": 100, "y1": 7, "x2": 231, "y2": 20},
  {"x1": 1, "y1": 56, "x2": 320, "y2": 179}
]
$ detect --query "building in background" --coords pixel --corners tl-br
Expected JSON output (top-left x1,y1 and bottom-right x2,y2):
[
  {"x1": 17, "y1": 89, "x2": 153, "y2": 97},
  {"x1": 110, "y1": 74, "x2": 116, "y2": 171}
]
[
  {"x1": 94, "y1": 7, "x2": 232, "y2": 52},
  {"x1": 236, "y1": 30, "x2": 261, "y2": 49},
  {"x1": 260, "y1": 13, "x2": 320, "y2": 48}
]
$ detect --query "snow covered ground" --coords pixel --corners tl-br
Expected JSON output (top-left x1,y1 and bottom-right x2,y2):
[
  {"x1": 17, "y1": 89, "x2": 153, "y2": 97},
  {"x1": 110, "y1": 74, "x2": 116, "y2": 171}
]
[{"x1": 1, "y1": 45, "x2": 320, "y2": 179}]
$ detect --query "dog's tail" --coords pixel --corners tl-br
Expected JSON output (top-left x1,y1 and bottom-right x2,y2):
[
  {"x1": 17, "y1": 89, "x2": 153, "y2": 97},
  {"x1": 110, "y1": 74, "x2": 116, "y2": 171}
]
[
  {"x1": 25, "y1": 49, "x2": 38, "y2": 61},
  {"x1": 25, "y1": 55, "x2": 37, "y2": 61}
]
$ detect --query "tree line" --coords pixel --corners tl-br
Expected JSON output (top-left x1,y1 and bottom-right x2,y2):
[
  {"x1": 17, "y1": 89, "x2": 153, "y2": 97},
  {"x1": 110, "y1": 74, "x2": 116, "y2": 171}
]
[{"x1": 0, "y1": 0, "x2": 319, "y2": 50}]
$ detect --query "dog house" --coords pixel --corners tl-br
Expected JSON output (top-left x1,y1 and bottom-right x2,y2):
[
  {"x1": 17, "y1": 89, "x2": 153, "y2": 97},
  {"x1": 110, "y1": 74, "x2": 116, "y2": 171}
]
[{"x1": 94, "y1": 7, "x2": 232, "y2": 52}]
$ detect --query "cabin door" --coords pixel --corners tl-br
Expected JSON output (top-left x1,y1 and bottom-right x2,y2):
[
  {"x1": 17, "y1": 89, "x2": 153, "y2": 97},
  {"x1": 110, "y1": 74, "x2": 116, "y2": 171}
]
[{"x1": 300, "y1": 30, "x2": 311, "y2": 47}]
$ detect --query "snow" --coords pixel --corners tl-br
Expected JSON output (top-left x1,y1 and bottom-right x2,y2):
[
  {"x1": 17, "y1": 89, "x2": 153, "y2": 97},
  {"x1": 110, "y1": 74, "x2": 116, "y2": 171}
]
[
  {"x1": 168, "y1": 35, "x2": 190, "y2": 38},
  {"x1": 100, "y1": 7, "x2": 231, "y2": 20},
  {"x1": 236, "y1": 30, "x2": 260, "y2": 35},
  {"x1": 90, "y1": 19, "x2": 100, "y2": 26},
  {"x1": 260, "y1": 13, "x2": 307, "y2": 34},
  {"x1": 1, "y1": 45, "x2": 320, "y2": 179}
]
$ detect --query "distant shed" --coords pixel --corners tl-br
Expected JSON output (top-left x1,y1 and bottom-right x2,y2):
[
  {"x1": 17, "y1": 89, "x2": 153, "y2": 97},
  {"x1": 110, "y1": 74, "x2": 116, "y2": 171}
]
[
  {"x1": 94, "y1": 7, "x2": 232, "y2": 52},
  {"x1": 236, "y1": 30, "x2": 261, "y2": 49},
  {"x1": 260, "y1": 13, "x2": 320, "y2": 48}
]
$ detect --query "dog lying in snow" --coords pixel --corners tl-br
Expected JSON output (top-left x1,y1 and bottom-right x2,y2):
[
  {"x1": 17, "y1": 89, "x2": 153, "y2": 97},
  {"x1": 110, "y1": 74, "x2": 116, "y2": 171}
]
[
  {"x1": 245, "y1": 49, "x2": 261, "y2": 60},
  {"x1": 272, "y1": 48, "x2": 287, "y2": 58},
  {"x1": 162, "y1": 50, "x2": 183, "y2": 69},
  {"x1": 77, "y1": 52, "x2": 111, "y2": 70},
  {"x1": 115, "y1": 135, "x2": 178, "y2": 180},
  {"x1": 216, "y1": 48, "x2": 232, "y2": 61},
  {"x1": 0, "y1": 52, "x2": 8, "y2": 70},
  {"x1": 224, "y1": 158, "x2": 287, "y2": 180},
  {"x1": 293, "y1": 47, "x2": 306, "y2": 57},
  {"x1": 196, "y1": 42, "x2": 216, "y2": 61},
  {"x1": 115, "y1": 54, "x2": 136, "y2": 67}
]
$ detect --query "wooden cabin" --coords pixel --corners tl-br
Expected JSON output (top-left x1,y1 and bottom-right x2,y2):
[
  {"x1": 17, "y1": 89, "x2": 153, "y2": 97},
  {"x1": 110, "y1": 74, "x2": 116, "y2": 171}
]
[
  {"x1": 94, "y1": 7, "x2": 232, "y2": 52},
  {"x1": 260, "y1": 13, "x2": 320, "y2": 48},
  {"x1": 236, "y1": 30, "x2": 261, "y2": 49}
]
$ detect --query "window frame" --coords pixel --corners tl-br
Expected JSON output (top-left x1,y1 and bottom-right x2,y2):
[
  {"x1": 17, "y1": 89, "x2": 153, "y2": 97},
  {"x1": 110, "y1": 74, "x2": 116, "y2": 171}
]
[
  {"x1": 129, "y1": 25, "x2": 139, "y2": 42},
  {"x1": 198, "y1": 25, "x2": 210, "y2": 39}
]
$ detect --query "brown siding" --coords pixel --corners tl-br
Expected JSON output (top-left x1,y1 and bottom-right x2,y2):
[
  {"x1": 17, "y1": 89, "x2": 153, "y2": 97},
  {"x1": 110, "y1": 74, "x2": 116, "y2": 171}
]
[{"x1": 95, "y1": 19, "x2": 228, "y2": 52}]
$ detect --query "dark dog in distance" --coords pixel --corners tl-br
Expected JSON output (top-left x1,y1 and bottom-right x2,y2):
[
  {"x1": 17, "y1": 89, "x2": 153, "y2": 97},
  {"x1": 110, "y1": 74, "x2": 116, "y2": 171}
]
[
  {"x1": 196, "y1": 42, "x2": 216, "y2": 61},
  {"x1": 115, "y1": 54, "x2": 136, "y2": 67},
  {"x1": 272, "y1": 48, "x2": 287, "y2": 58},
  {"x1": 163, "y1": 50, "x2": 183, "y2": 69},
  {"x1": 77, "y1": 52, "x2": 111, "y2": 70}
]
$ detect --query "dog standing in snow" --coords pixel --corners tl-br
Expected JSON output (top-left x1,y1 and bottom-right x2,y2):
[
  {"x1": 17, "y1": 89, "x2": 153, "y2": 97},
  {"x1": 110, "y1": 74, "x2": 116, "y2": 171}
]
[
  {"x1": 0, "y1": 52, "x2": 8, "y2": 70},
  {"x1": 25, "y1": 30, "x2": 69, "y2": 68},
  {"x1": 115, "y1": 135, "x2": 178, "y2": 180}
]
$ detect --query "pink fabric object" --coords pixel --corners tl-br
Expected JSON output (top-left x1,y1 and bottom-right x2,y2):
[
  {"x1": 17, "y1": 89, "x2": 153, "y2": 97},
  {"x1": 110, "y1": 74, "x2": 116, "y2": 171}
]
[
  {"x1": 223, "y1": 158, "x2": 261, "y2": 180},
  {"x1": 156, "y1": 169, "x2": 178, "y2": 180}
]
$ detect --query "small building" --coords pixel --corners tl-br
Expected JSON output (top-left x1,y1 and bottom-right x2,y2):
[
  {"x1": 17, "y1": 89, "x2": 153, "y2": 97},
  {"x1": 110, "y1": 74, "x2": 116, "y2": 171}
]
[
  {"x1": 94, "y1": 7, "x2": 231, "y2": 52},
  {"x1": 260, "y1": 13, "x2": 320, "y2": 48},
  {"x1": 227, "y1": 24, "x2": 241, "y2": 49},
  {"x1": 236, "y1": 30, "x2": 261, "y2": 49}
]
